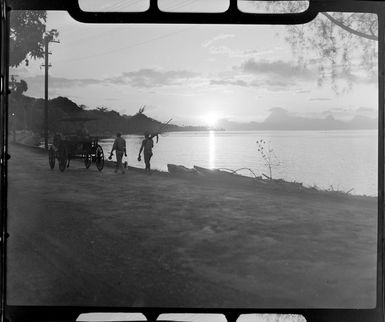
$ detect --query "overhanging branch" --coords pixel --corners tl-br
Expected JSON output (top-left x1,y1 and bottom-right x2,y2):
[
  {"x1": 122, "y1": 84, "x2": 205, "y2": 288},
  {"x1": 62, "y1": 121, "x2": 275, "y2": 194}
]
[{"x1": 321, "y1": 12, "x2": 378, "y2": 41}]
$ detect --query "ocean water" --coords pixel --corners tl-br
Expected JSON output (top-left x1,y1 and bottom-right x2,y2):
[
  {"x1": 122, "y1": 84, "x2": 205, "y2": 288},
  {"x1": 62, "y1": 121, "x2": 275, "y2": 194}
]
[{"x1": 99, "y1": 130, "x2": 378, "y2": 196}]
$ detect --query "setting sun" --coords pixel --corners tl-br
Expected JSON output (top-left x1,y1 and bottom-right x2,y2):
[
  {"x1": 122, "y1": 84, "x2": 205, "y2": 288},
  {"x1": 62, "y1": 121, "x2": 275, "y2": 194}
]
[{"x1": 204, "y1": 113, "x2": 219, "y2": 127}]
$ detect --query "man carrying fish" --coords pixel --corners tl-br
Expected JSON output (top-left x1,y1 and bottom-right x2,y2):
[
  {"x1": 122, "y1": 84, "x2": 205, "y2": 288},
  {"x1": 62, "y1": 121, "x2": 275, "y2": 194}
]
[
  {"x1": 138, "y1": 132, "x2": 154, "y2": 175},
  {"x1": 137, "y1": 118, "x2": 172, "y2": 175}
]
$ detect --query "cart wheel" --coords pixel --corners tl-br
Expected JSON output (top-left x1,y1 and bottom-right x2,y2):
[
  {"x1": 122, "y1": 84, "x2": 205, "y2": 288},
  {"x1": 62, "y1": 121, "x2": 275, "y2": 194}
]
[
  {"x1": 49, "y1": 147, "x2": 55, "y2": 169},
  {"x1": 58, "y1": 146, "x2": 68, "y2": 172},
  {"x1": 95, "y1": 145, "x2": 104, "y2": 171},
  {"x1": 84, "y1": 153, "x2": 92, "y2": 169}
]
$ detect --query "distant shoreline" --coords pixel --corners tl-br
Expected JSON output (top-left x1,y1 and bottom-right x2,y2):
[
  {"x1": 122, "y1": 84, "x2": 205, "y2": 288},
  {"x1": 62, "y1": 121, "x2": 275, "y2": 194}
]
[
  {"x1": 13, "y1": 140, "x2": 377, "y2": 198},
  {"x1": 114, "y1": 127, "x2": 378, "y2": 136}
]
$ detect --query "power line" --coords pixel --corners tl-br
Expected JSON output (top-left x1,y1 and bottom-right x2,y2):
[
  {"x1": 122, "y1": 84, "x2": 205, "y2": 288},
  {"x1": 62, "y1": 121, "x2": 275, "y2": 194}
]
[
  {"x1": 102, "y1": 0, "x2": 127, "y2": 10},
  {"x1": 63, "y1": 26, "x2": 122, "y2": 46},
  {"x1": 162, "y1": 0, "x2": 194, "y2": 11},
  {"x1": 46, "y1": 1, "x2": 135, "y2": 43},
  {"x1": 47, "y1": 2, "x2": 198, "y2": 66},
  {"x1": 80, "y1": 0, "x2": 126, "y2": 11},
  {"x1": 103, "y1": 0, "x2": 134, "y2": 11},
  {"x1": 49, "y1": 0, "x2": 189, "y2": 47},
  {"x1": 54, "y1": 26, "x2": 193, "y2": 64},
  {"x1": 50, "y1": 1, "x2": 149, "y2": 47},
  {"x1": 91, "y1": 0, "x2": 146, "y2": 12},
  {"x1": 110, "y1": 0, "x2": 146, "y2": 11}
]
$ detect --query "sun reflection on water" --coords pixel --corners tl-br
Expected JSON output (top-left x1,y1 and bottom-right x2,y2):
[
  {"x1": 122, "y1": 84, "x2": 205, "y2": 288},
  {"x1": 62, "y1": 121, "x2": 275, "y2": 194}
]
[{"x1": 209, "y1": 130, "x2": 215, "y2": 169}]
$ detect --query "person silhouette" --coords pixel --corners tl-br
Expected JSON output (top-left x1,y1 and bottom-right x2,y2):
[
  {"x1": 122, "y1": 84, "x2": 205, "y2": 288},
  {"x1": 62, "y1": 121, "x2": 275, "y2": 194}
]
[
  {"x1": 138, "y1": 132, "x2": 154, "y2": 175},
  {"x1": 109, "y1": 132, "x2": 127, "y2": 174}
]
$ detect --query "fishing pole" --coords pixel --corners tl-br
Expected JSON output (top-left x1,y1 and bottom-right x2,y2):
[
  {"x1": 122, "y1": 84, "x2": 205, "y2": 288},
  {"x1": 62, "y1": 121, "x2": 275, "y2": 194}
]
[
  {"x1": 152, "y1": 118, "x2": 173, "y2": 143},
  {"x1": 157, "y1": 118, "x2": 173, "y2": 134}
]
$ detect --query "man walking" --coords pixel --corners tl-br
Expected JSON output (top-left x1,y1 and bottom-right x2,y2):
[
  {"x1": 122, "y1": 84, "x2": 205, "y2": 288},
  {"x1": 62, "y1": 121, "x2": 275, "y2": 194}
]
[
  {"x1": 109, "y1": 132, "x2": 127, "y2": 174},
  {"x1": 138, "y1": 132, "x2": 154, "y2": 175}
]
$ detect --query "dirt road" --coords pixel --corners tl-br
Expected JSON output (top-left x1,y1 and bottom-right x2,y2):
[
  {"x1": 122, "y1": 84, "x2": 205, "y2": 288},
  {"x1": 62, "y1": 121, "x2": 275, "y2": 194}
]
[{"x1": 7, "y1": 144, "x2": 377, "y2": 308}]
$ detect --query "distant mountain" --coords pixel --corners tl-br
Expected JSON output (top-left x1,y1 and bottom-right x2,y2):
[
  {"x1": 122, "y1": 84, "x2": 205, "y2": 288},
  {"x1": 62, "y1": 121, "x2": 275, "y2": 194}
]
[
  {"x1": 216, "y1": 108, "x2": 377, "y2": 131},
  {"x1": 348, "y1": 115, "x2": 377, "y2": 129},
  {"x1": 10, "y1": 94, "x2": 376, "y2": 136}
]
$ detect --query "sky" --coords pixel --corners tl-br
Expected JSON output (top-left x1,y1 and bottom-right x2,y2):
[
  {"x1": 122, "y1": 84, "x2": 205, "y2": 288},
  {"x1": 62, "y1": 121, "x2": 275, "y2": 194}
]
[{"x1": 10, "y1": 0, "x2": 379, "y2": 126}]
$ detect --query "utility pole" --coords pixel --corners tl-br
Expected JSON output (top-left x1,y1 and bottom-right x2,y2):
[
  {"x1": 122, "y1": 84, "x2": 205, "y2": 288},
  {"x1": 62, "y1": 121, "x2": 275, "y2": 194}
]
[
  {"x1": 42, "y1": 31, "x2": 59, "y2": 150},
  {"x1": 9, "y1": 75, "x2": 18, "y2": 143},
  {"x1": 43, "y1": 39, "x2": 50, "y2": 150}
]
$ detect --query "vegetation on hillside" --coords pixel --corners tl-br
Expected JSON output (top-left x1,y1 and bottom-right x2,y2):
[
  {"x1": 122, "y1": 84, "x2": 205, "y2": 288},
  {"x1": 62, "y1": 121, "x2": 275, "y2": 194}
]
[{"x1": 8, "y1": 93, "x2": 208, "y2": 137}]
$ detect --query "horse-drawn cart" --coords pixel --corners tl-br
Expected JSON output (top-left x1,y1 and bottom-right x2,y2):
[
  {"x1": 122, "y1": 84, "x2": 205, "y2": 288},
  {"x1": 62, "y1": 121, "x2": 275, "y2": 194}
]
[{"x1": 48, "y1": 117, "x2": 104, "y2": 172}]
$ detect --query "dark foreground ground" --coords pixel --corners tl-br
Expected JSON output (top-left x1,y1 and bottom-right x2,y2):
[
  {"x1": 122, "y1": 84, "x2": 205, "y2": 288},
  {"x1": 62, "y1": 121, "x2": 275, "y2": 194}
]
[{"x1": 7, "y1": 144, "x2": 377, "y2": 308}]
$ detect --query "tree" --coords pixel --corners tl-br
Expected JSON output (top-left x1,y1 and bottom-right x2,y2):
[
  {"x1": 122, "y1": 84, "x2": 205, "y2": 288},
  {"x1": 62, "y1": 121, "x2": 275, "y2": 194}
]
[
  {"x1": 250, "y1": 1, "x2": 378, "y2": 89},
  {"x1": 137, "y1": 105, "x2": 146, "y2": 114},
  {"x1": 9, "y1": 10, "x2": 56, "y2": 67},
  {"x1": 96, "y1": 106, "x2": 109, "y2": 112},
  {"x1": 12, "y1": 79, "x2": 28, "y2": 96}
]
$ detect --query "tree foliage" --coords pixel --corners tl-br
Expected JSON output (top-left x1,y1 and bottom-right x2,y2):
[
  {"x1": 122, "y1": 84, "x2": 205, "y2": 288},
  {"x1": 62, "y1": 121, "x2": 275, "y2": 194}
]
[
  {"x1": 286, "y1": 12, "x2": 377, "y2": 89},
  {"x1": 9, "y1": 10, "x2": 48, "y2": 67},
  {"x1": 11, "y1": 79, "x2": 28, "y2": 96},
  {"x1": 253, "y1": 1, "x2": 378, "y2": 89}
]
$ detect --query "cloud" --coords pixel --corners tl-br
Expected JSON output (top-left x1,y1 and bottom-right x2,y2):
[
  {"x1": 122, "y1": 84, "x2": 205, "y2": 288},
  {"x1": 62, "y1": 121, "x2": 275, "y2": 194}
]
[
  {"x1": 23, "y1": 59, "x2": 315, "y2": 97},
  {"x1": 322, "y1": 108, "x2": 349, "y2": 115},
  {"x1": 315, "y1": 64, "x2": 377, "y2": 84},
  {"x1": 357, "y1": 106, "x2": 375, "y2": 113},
  {"x1": 236, "y1": 58, "x2": 377, "y2": 86},
  {"x1": 269, "y1": 107, "x2": 288, "y2": 113},
  {"x1": 249, "y1": 78, "x2": 296, "y2": 91},
  {"x1": 208, "y1": 46, "x2": 275, "y2": 59},
  {"x1": 208, "y1": 66, "x2": 299, "y2": 92},
  {"x1": 22, "y1": 75, "x2": 104, "y2": 97},
  {"x1": 24, "y1": 75, "x2": 103, "y2": 89},
  {"x1": 355, "y1": 106, "x2": 377, "y2": 117},
  {"x1": 309, "y1": 97, "x2": 332, "y2": 101},
  {"x1": 210, "y1": 79, "x2": 249, "y2": 87},
  {"x1": 329, "y1": 107, "x2": 349, "y2": 112},
  {"x1": 209, "y1": 46, "x2": 236, "y2": 56},
  {"x1": 243, "y1": 49, "x2": 272, "y2": 56},
  {"x1": 240, "y1": 58, "x2": 315, "y2": 80},
  {"x1": 23, "y1": 68, "x2": 201, "y2": 94},
  {"x1": 209, "y1": 76, "x2": 295, "y2": 92},
  {"x1": 202, "y1": 34, "x2": 235, "y2": 48},
  {"x1": 107, "y1": 69, "x2": 199, "y2": 88}
]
